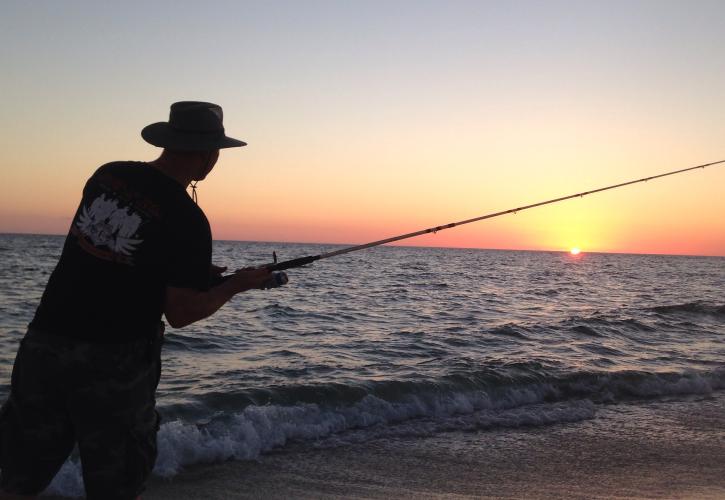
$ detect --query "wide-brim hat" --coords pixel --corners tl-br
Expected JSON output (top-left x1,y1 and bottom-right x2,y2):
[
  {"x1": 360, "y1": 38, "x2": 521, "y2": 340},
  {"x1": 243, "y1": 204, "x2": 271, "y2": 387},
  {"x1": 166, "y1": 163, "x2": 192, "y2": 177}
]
[{"x1": 142, "y1": 101, "x2": 246, "y2": 151}]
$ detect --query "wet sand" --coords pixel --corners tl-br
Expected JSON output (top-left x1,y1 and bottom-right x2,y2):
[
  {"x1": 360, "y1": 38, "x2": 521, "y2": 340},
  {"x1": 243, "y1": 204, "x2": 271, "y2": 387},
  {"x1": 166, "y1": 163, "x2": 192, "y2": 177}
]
[{"x1": 143, "y1": 393, "x2": 725, "y2": 499}]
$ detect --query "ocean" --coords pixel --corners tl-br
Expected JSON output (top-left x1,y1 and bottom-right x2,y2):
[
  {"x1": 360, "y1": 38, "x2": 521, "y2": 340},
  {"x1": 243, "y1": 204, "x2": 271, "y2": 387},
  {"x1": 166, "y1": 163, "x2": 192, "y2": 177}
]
[{"x1": 0, "y1": 233, "x2": 723, "y2": 497}]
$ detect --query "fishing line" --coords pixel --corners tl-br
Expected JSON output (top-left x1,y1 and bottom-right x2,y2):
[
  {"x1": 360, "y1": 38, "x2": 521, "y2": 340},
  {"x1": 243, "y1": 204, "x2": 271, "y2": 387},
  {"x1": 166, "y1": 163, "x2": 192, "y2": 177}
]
[{"x1": 268, "y1": 159, "x2": 725, "y2": 271}]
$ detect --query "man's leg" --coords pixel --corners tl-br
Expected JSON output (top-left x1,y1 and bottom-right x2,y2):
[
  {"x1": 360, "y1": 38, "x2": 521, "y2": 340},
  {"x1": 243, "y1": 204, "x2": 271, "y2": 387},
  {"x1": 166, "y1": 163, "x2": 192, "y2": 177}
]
[
  {"x1": 76, "y1": 407, "x2": 159, "y2": 500},
  {"x1": 71, "y1": 333, "x2": 162, "y2": 500},
  {"x1": 0, "y1": 336, "x2": 76, "y2": 496}
]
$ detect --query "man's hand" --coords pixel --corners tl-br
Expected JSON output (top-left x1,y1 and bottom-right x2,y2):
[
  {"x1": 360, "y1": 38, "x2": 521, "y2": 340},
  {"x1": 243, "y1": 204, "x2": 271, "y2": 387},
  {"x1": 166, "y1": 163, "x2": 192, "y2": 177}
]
[{"x1": 227, "y1": 267, "x2": 274, "y2": 293}]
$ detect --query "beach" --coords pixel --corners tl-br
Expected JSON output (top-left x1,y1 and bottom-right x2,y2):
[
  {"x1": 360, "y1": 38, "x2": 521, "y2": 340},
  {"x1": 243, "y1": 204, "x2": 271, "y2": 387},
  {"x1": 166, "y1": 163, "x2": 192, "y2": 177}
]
[{"x1": 145, "y1": 392, "x2": 725, "y2": 499}]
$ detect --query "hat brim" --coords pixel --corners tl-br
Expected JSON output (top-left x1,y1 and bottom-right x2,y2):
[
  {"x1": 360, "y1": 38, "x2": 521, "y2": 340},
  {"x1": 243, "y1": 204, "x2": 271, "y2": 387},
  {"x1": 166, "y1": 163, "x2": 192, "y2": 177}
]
[{"x1": 141, "y1": 122, "x2": 246, "y2": 151}]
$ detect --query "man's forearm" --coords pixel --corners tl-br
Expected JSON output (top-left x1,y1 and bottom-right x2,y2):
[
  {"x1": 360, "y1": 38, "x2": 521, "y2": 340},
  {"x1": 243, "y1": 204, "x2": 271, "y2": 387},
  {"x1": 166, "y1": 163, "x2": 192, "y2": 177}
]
[{"x1": 164, "y1": 277, "x2": 256, "y2": 328}]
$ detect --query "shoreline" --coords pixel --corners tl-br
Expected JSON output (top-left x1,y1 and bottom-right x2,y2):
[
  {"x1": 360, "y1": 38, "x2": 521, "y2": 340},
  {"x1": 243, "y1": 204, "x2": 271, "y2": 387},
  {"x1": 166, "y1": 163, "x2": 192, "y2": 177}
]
[{"x1": 142, "y1": 393, "x2": 725, "y2": 499}]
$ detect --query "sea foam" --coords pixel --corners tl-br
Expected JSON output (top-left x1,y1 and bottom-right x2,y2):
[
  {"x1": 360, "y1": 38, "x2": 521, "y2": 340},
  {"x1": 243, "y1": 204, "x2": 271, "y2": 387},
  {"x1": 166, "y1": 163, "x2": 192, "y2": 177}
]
[{"x1": 43, "y1": 367, "x2": 723, "y2": 497}]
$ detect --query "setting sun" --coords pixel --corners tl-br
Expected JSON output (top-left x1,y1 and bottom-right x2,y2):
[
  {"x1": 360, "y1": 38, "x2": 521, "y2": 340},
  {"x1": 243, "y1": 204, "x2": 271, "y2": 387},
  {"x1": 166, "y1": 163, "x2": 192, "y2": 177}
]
[{"x1": 570, "y1": 247, "x2": 581, "y2": 255}]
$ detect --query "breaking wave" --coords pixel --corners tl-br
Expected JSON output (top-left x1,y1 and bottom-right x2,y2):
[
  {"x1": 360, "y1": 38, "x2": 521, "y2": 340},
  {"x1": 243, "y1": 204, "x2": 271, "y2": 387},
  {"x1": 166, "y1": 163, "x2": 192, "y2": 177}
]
[{"x1": 44, "y1": 366, "x2": 725, "y2": 497}]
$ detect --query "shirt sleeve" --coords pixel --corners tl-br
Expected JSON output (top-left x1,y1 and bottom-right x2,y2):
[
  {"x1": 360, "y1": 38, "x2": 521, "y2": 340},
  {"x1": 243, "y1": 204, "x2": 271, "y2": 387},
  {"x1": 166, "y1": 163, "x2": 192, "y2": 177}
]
[{"x1": 163, "y1": 208, "x2": 212, "y2": 291}]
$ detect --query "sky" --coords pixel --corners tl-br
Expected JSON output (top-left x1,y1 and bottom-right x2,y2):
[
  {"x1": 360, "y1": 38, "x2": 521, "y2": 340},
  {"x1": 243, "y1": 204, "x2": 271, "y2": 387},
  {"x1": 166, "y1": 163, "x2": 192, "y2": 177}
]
[{"x1": 1, "y1": 0, "x2": 724, "y2": 256}]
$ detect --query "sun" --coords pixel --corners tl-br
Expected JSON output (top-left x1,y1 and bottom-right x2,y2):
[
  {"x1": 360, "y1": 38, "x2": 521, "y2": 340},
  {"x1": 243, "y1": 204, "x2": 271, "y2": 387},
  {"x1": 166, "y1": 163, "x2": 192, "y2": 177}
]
[{"x1": 570, "y1": 247, "x2": 581, "y2": 255}]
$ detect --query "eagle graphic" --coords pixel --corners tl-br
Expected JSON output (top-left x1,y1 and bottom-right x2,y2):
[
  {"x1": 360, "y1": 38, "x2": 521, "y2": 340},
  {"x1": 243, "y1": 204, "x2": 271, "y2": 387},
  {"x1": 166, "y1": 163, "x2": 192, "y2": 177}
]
[{"x1": 76, "y1": 194, "x2": 143, "y2": 256}]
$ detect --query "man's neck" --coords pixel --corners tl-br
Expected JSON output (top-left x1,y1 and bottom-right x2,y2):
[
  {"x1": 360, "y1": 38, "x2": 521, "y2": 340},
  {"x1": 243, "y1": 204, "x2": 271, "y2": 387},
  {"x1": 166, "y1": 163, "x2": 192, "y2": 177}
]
[{"x1": 148, "y1": 157, "x2": 194, "y2": 187}]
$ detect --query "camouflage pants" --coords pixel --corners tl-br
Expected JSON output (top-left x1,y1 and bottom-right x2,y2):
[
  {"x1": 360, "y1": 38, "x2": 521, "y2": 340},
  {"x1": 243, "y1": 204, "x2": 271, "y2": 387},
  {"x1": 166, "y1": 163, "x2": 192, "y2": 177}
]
[{"x1": 0, "y1": 326, "x2": 163, "y2": 499}]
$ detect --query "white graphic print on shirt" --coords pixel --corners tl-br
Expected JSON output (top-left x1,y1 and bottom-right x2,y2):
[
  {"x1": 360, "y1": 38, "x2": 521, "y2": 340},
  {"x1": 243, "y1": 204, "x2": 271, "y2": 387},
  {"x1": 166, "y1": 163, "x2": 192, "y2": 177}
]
[{"x1": 76, "y1": 194, "x2": 143, "y2": 256}]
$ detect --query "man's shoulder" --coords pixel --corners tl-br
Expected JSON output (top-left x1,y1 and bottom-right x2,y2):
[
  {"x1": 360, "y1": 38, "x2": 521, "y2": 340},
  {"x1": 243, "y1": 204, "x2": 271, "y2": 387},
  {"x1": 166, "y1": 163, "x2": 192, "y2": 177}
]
[
  {"x1": 89, "y1": 161, "x2": 174, "y2": 196},
  {"x1": 92, "y1": 160, "x2": 146, "y2": 177}
]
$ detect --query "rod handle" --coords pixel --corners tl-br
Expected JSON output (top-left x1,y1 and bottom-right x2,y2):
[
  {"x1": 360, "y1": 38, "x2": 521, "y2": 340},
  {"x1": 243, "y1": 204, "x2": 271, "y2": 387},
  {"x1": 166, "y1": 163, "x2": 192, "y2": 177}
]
[{"x1": 268, "y1": 255, "x2": 320, "y2": 271}]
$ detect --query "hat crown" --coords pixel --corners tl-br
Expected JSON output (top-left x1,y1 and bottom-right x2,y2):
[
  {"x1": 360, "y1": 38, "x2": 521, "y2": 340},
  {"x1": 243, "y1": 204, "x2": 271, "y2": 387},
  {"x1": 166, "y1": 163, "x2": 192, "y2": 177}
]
[{"x1": 169, "y1": 101, "x2": 224, "y2": 133}]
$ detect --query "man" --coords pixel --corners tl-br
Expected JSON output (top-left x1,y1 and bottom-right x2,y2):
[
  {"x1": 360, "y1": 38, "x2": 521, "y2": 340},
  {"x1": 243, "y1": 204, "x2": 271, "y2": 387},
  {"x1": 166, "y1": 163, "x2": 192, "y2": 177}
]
[{"x1": 0, "y1": 102, "x2": 278, "y2": 499}]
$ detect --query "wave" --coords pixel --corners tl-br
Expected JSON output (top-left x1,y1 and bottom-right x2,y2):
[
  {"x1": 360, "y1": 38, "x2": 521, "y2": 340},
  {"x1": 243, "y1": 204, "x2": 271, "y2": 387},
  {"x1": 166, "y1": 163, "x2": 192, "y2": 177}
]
[
  {"x1": 651, "y1": 302, "x2": 725, "y2": 317},
  {"x1": 153, "y1": 367, "x2": 723, "y2": 475},
  {"x1": 482, "y1": 306, "x2": 712, "y2": 345},
  {"x1": 44, "y1": 365, "x2": 725, "y2": 498},
  {"x1": 560, "y1": 315, "x2": 656, "y2": 339}
]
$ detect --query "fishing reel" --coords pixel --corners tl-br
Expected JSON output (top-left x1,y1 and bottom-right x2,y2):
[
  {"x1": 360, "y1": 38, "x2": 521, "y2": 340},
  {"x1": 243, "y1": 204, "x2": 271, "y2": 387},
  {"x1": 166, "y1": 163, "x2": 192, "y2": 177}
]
[
  {"x1": 261, "y1": 252, "x2": 289, "y2": 289},
  {"x1": 261, "y1": 270, "x2": 289, "y2": 289}
]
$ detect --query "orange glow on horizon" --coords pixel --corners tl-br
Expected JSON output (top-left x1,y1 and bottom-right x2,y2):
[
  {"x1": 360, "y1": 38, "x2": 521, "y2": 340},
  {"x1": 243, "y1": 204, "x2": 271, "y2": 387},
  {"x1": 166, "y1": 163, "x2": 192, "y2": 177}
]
[{"x1": 1, "y1": 3, "x2": 725, "y2": 257}]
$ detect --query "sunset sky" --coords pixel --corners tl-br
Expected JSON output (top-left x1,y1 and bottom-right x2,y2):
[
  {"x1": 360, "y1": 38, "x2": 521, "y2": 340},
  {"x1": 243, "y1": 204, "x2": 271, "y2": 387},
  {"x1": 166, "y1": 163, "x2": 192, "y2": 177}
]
[{"x1": 1, "y1": 1, "x2": 724, "y2": 256}]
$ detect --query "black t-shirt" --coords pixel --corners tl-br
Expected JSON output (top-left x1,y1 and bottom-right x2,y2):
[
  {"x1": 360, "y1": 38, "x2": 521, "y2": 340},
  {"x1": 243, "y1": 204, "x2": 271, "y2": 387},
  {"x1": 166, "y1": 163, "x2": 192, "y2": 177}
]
[{"x1": 30, "y1": 161, "x2": 212, "y2": 342}]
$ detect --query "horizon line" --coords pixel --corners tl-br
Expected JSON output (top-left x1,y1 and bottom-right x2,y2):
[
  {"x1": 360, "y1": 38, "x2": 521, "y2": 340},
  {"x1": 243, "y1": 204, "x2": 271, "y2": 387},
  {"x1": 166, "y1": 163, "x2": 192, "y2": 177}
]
[{"x1": 2, "y1": 231, "x2": 723, "y2": 259}]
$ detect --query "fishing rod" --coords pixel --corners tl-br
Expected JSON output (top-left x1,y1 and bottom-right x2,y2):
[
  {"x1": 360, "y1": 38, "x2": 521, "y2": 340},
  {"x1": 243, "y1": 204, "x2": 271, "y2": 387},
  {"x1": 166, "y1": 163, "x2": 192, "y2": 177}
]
[{"x1": 265, "y1": 159, "x2": 724, "y2": 272}]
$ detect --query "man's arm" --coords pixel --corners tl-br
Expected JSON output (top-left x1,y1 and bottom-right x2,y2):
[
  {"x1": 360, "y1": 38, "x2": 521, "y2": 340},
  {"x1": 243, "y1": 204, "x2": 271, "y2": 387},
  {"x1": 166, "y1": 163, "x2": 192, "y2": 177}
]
[{"x1": 164, "y1": 267, "x2": 272, "y2": 328}]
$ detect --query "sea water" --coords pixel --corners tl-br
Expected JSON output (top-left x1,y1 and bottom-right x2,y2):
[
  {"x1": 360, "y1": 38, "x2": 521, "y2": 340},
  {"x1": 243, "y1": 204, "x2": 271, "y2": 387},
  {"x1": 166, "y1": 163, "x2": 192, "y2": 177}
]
[{"x1": 0, "y1": 234, "x2": 723, "y2": 496}]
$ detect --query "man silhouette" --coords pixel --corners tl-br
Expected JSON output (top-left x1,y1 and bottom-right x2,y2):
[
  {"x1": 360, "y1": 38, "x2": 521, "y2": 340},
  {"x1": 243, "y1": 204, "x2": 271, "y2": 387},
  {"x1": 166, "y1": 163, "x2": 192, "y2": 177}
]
[{"x1": 0, "y1": 102, "x2": 279, "y2": 499}]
